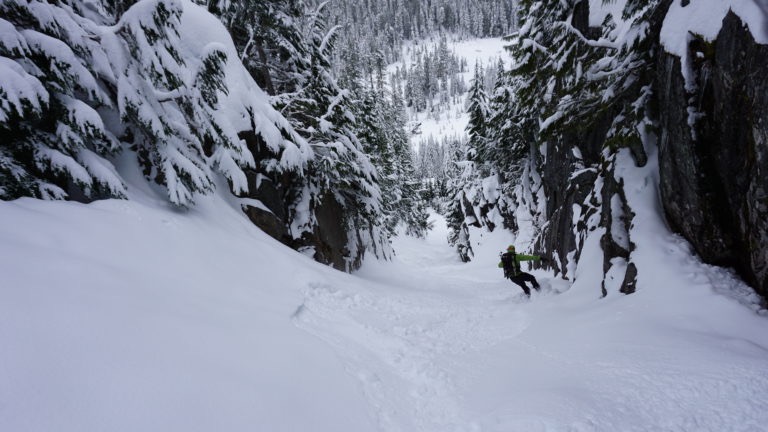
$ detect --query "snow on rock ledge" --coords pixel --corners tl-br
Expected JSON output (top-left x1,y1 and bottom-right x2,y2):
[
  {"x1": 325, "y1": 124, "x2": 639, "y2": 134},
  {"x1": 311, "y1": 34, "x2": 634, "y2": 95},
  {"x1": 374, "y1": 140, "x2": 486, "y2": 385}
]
[{"x1": 660, "y1": 0, "x2": 768, "y2": 88}]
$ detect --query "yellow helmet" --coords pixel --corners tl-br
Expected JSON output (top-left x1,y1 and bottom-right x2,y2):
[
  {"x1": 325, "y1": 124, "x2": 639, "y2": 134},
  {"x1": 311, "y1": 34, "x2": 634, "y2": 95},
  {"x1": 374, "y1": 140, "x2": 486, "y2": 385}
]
[{"x1": 506, "y1": 245, "x2": 516, "y2": 252}]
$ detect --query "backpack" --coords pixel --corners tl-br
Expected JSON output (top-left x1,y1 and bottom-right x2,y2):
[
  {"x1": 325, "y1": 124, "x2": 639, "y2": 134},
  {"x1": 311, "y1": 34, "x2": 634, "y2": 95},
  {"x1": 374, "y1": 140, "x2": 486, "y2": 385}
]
[{"x1": 501, "y1": 252, "x2": 520, "y2": 278}]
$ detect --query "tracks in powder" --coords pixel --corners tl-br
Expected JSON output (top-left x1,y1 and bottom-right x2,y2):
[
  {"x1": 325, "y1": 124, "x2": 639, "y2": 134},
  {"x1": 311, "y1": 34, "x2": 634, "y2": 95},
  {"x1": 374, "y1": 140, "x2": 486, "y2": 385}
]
[{"x1": 292, "y1": 282, "x2": 529, "y2": 432}]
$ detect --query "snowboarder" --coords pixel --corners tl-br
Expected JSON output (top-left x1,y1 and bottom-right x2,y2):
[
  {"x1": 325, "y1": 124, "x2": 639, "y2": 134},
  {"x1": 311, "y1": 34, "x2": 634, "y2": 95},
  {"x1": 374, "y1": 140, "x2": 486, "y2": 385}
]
[{"x1": 498, "y1": 245, "x2": 548, "y2": 297}]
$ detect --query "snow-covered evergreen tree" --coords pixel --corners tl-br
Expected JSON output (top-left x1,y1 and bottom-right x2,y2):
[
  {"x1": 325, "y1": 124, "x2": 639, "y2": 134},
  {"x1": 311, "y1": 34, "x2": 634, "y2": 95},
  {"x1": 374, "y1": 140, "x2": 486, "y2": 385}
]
[
  {"x1": 387, "y1": 89, "x2": 430, "y2": 238},
  {"x1": 483, "y1": 58, "x2": 527, "y2": 181},
  {"x1": 445, "y1": 62, "x2": 505, "y2": 259},
  {"x1": 272, "y1": 3, "x2": 392, "y2": 267},
  {"x1": 207, "y1": 0, "x2": 307, "y2": 97},
  {"x1": 465, "y1": 62, "x2": 490, "y2": 171},
  {"x1": 112, "y1": 0, "x2": 256, "y2": 206},
  {"x1": 1, "y1": 0, "x2": 444, "y2": 268},
  {"x1": 1, "y1": 0, "x2": 311, "y2": 207},
  {"x1": 356, "y1": 87, "x2": 429, "y2": 238},
  {"x1": 506, "y1": 0, "x2": 660, "y2": 149},
  {"x1": 445, "y1": 138, "x2": 475, "y2": 262},
  {"x1": 0, "y1": 0, "x2": 125, "y2": 200}
]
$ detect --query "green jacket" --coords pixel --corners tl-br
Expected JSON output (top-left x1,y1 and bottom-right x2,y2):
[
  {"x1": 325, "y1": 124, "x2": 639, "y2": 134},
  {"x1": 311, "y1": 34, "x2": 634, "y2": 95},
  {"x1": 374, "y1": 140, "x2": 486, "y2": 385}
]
[
  {"x1": 499, "y1": 253, "x2": 541, "y2": 277},
  {"x1": 498, "y1": 253, "x2": 541, "y2": 268}
]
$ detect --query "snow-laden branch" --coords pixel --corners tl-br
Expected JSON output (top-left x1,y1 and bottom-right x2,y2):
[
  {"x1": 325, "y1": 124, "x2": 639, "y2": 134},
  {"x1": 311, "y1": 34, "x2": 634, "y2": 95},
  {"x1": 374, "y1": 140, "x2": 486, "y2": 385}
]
[
  {"x1": 553, "y1": 21, "x2": 619, "y2": 50},
  {"x1": 154, "y1": 87, "x2": 186, "y2": 102},
  {"x1": 320, "y1": 24, "x2": 341, "y2": 55}
]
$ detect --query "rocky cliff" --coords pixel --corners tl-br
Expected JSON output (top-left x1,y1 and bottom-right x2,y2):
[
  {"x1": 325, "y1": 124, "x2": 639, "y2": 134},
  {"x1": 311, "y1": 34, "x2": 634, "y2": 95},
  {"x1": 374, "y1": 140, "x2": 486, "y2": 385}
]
[
  {"x1": 519, "y1": 4, "x2": 767, "y2": 300},
  {"x1": 657, "y1": 11, "x2": 768, "y2": 299},
  {"x1": 238, "y1": 131, "x2": 367, "y2": 271}
]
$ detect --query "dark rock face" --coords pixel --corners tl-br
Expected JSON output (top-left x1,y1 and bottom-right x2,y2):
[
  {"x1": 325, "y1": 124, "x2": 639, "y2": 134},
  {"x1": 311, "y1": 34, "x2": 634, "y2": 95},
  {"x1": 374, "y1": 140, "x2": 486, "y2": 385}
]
[
  {"x1": 599, "y1": 165, "x2": 636, "y2": 296},
  {"x1": 535, "y1": 139, "x2": 598, "y2": 276},
  {"x1": 239, "y1": 129, "x2": 294, "y2": 243},
  {"x1": 238, "y1": 130, "x2": 361, "y2": 272},
  {"x1": 520, "y1": 7, "x2": 766, "y2": 299},
  {"x1": 534, "y1": 108, "x2": 616, "y2": 279},
  {"x1": 533, "y1": 105, "x2": 646, "y2": 296},
  {"x1": 657, "y1": 12, "x2": 768, "y2": 298},
  {"x1": 312, "y1": 194, "x2": 355, "y2": 270}
]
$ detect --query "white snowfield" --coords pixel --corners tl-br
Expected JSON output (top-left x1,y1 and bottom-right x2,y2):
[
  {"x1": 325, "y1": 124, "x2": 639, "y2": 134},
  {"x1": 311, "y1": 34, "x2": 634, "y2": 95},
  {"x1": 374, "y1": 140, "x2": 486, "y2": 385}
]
[{"x1": 2, "y1": 188, "x2": 768, "y2": 431}]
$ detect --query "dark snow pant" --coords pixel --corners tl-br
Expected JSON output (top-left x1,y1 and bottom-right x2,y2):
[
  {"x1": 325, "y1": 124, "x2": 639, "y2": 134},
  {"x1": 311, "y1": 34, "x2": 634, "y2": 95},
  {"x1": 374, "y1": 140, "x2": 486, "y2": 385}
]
[{"x1": 509, "y1": 272, "x2": 540, "y2": 296}]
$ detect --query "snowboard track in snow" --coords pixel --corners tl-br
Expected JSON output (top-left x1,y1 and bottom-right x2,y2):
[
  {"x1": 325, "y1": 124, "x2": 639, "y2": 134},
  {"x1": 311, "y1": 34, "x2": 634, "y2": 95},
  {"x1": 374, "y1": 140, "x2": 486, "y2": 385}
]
[{"x1": 293, "y1": 281, "x2": 525, "y2": 432}]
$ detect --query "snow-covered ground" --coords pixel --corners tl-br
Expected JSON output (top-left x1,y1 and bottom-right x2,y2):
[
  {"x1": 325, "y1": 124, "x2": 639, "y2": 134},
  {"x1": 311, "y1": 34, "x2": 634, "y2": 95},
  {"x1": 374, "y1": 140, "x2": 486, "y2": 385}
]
[{"x1": 2, "y1": 183, "x2": 768, "y2": 431}]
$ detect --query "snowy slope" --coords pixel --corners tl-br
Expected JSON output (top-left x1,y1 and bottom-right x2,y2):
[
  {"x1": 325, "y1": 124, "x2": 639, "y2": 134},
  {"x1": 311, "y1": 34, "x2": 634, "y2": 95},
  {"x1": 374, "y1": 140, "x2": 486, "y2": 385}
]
[
  {"x1": 0, "y1": 196, "x2": 376, "y2": 431},
  {"x1": 2, "y1": 175, "x2": 768, "y2": 431},
  {"x1": 338, "y1": 211, "x2": 768, "y2": 431}
]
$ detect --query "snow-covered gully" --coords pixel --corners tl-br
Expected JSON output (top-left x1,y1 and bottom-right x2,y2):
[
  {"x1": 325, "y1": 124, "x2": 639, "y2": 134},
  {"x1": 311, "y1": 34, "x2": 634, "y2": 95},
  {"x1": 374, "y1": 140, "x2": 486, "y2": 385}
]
[
  {"x1": 4, "y1": 0, "x2": 768, "y2": 430},
  {"x1": 293, "y1": 215, "x2": 768, "y2": 432},
  {"x1": 294, "y1": 223, "x2": 525, "y2": 431},
  {"x1": 2, "y1": 199, "x2": 767, "y2": 432}
]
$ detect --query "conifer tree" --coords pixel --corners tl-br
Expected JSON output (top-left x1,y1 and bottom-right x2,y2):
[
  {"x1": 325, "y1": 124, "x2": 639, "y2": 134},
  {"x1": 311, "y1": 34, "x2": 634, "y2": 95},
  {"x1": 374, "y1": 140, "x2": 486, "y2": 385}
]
[
  {"x1": 1, "y1": 0, "x2": 310, "y2": 207},
  {"x1": 0, "y1": 0, "x2": 125, "y2": 200},
  {"x1": 112, "y1": 0, "x2": 257, "y2": 206},
  {"x1": 208, "y1": 0, "x2": 307, "y2": 96},
  {"x1": 282, "y1": 3, "x2": 391, "y2": 265},
  {"x1": 465, "y1": 62, "x2": 490, "y2": 173},
  {"x1": 445, "y1": 141, "x2": 475, "y2": 262},
  {"x1": 355, "y1": 85, "x2": 428, "y2": 238},
  {"x1": 385, "y1": 89, "x2": 429, "y2": 238},
  {"x1": 506, "y1": 0, "x2": 661, "y2": 148},
  {"x1": 485, "y1": 58, "x2": 527, "y2": 181}
]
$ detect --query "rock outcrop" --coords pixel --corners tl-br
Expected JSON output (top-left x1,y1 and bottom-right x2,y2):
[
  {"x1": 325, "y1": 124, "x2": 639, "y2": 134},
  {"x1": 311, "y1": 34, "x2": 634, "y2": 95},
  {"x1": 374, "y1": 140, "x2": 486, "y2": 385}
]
[
  {"x1": 657, "y1": 11, "x2": 768, "y2": 299},
  {"x1": 238, "y1": 131, "x2": 364, "y2": 271},
  {"x1": 522, "y1": 6, "x2": 767, "y2": 299},
  {"x1": 530, "y1": 4, "x2": 648, "y2": 294}
]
